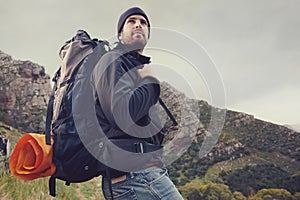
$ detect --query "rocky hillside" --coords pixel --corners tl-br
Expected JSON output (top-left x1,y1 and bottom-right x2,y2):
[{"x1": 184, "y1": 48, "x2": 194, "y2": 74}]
[
  {"x1": 0, "y1": 50, "x2": 299, "y2": 199},
  {"x1": 0, "y1": 50, "x2": 51, "y2": 133},
  {"x1": 160, "y1": 82, "x2": 300, "y2": 198}
]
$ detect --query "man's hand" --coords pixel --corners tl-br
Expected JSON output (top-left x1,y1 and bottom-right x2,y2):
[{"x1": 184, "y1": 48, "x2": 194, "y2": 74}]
[{"x1": 137, "y1": 64, "x2": 157, "y2": 79}]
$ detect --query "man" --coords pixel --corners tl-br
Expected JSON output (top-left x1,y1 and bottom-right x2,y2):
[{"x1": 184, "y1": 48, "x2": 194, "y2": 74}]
[{"x1": 93, "y1": 7, "x2": 184, "y2": 200}]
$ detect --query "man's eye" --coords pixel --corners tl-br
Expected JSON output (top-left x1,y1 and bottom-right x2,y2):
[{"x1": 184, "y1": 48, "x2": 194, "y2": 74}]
[
  {"x1": 141, "y1": 20, "x2": 147, "y2": 25},
  {"x1": 128, "y1": 19, "x2": 135, "y2": 24}
]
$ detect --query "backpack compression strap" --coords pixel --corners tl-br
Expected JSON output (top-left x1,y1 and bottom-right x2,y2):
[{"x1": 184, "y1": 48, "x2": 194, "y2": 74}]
[
  {"x1": 49, "y1": 176, "x2": 56, "y2": 196},
  {"x1": 45, "y1": 69, "x2": 60, "y2": 145}
]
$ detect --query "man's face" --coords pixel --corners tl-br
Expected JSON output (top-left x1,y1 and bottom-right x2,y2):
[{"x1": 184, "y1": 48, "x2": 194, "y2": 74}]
[{"x1": 118, "y1": 15, "x2": 149, "y2": 52}]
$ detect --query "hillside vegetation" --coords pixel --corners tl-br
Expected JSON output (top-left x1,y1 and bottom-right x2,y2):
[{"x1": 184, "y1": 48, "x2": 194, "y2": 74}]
[
  {"x1": 1, "y1": 90, "x2": 300, "y2": 199},
  {"x1": 1, "y1": 50, "x2": 300, "y2": 199},
  {"x1": 163, "y1": 97, "x2": 300, "y2": 199}
]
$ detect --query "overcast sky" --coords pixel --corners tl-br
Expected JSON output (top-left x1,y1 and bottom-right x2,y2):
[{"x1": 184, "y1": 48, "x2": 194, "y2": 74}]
[{"x1": 1, "y1": 0, "x2": 299, "y2": 126}]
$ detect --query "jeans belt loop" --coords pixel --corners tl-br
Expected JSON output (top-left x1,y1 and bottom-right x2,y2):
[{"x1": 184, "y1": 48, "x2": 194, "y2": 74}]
[{"x1": 130, "y1": 171, "x2": 134, "y2": 179}]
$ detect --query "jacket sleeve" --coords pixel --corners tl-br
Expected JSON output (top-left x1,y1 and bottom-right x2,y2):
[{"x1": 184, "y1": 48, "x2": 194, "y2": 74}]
[{"x1": 92, "y1": 52, "x2": 160, "y2": 134}]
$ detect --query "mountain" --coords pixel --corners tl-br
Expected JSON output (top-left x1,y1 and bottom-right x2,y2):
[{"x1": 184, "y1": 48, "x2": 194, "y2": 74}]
[
  {"x1": 160, "y1": 82, "x2": 300, "y2": 199},
  {"x1": 285, "y1": 124, "x2": 300, "y2": 132},
  {"x1": 0, "y1": 50, "x2": 51, "y2": 133},
  {"x1": 0, "y1": 50, "x2": 299, "y2": 199}
]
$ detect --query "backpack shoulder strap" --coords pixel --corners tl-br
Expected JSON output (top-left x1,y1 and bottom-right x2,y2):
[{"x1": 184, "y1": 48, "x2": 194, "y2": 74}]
[{"x1": 159, "y1": 97, "x2": 178, "y2": 126}]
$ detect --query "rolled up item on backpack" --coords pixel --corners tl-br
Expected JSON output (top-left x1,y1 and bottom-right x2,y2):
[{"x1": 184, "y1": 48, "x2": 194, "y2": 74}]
[{"x1": 9, "y1": 133, "x2": 56, "y2": 180}]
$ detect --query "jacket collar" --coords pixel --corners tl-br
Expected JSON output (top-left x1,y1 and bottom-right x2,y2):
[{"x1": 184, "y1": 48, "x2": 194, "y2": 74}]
[{"x1": 114, "y1": 42, "x2": 151, "y2": 65}]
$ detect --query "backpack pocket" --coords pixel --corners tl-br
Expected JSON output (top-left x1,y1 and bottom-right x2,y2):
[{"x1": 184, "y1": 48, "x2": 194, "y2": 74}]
[{"x1": 52, "y1": 134, "x2": 105, "y2": 183}]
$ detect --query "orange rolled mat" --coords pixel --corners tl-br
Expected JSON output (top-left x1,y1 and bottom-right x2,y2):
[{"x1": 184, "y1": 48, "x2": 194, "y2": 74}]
[{"x1": 9, "y1": 133, "x2": 56, "y2": 180}]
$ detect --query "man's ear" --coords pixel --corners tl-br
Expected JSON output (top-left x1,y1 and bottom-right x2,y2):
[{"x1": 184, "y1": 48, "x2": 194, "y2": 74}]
[{"x1": 118, "y1": 32, "x2": 122, "y2": 41}]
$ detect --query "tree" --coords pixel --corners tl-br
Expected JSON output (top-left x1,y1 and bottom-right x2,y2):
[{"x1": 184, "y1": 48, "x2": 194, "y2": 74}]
[
  {"x1": 250, "y1": 188, "x2": 294, "y2": 200},
  {"x1": 187, "y1": 188, "x2": 201, "y2": 200},
  {"x1": 199, "y1": 183, "x2": 233, "y2": 200},
  {"x1": 233, "y1": 191, "x2": 246, "y2": 200},
  {"x1": 294, "y1": 192, "x2": 300, "y2": 200},
  {"x1": 221, "y1": 164, "x2": 291, "y2": 196}
]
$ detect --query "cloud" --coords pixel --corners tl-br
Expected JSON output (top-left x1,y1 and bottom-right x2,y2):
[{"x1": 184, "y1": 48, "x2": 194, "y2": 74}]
[
  {"x1": 230, "y1": 85, "x2": 300, "y2": 125},
  {"x1": 0, "y1": 0, "x2": 299, "y2": 125}
]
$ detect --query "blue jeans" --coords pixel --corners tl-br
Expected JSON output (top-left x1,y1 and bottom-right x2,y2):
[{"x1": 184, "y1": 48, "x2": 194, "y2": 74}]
[{"x1": 102, "y1": 167, "x2": 184, "y2": 200}]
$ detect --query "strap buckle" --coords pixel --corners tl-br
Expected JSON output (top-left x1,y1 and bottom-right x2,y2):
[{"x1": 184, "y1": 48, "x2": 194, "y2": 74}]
[{"x1": 134, "y1": 142, "x2": 144, "y2": 153}]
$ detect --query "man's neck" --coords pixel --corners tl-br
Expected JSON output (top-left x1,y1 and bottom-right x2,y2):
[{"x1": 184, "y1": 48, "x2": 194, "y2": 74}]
[{"x1": 119, "y1": 41, "x2": 144, "y2": 55}]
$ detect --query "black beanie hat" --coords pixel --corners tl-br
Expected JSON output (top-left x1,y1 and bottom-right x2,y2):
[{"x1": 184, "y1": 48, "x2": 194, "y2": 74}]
[{"x1": 117, "y1": 7, "x2": 150, "y2": 38}]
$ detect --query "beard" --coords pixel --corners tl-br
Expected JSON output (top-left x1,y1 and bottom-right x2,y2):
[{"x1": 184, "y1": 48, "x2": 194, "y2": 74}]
[{"x1": 121, "y1": 32, "x2": 148, "y2": 52}]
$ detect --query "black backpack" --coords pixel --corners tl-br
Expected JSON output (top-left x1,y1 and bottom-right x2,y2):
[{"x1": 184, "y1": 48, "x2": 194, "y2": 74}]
[
  {"x1": 45, "y1": 30, "x2": 111, "y2": 196},
  {"x1": 45, "y1": 30, "x2": 177, "y2": 197}
]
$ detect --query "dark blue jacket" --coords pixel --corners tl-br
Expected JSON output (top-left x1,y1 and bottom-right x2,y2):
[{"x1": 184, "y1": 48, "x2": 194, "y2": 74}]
[
  {"x1": 92, "y1": 43, "x2": 164, "y2": 177},
  {"x1": 92, "y1": 43, "x2": 163, "y2": 144}
]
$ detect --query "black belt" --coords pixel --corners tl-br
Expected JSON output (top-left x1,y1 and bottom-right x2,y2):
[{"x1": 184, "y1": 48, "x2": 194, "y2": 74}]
[{"x1": 110, "y1": 139, "x2": 163, "y2": 153}]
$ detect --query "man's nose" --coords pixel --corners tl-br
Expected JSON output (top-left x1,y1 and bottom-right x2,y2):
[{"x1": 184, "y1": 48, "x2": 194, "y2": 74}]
[{"x1": 135, "y1": 22, "x2": 142, "y2": 28}]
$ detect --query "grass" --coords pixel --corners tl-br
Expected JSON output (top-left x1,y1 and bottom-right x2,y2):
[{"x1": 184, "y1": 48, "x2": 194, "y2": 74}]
[
  {"x1": 0, "y1": 121, "x2": 106, "y2": 200},
  {"x1": 252, "y1": 149, "x2": 300, "y2": 174},
  {"x1": 204, "y1": 148, "x2": 300, "y2": 183},
  {"x1": 80, "y1": 176, "x2": 104, "y2": 199},
  {"x1": 0, "y1": 164, "x2": 104, "y2": 200},
  {"x1": 204, "y1": 154, "x2": 268, "y2": 182},
  {"x1": 0, "y1": 169, "x2": 74, "y2": 200},
  {"x1": 0, "y1": 121, "x2": 22, "y2": 141}
]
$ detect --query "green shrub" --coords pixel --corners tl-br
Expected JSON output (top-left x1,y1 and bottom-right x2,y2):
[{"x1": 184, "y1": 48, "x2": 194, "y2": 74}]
[{"x1": 250, "y1": 188, "x2": 295, "y2": 200}]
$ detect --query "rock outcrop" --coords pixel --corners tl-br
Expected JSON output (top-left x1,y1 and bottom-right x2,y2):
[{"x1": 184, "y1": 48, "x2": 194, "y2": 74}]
[{"x1": 0, "y1": 50, "x2": 51, "y2": 133}]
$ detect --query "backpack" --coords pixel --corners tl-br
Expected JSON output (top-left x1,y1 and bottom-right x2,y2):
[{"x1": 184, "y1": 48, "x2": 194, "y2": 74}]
[
  {"x1": 45, "y1": 30, "x2": 177, "y2": 197},
  {"x1": 45, "y1": 30, "x2": 110, "y2": 196}
]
